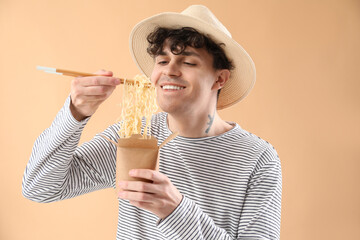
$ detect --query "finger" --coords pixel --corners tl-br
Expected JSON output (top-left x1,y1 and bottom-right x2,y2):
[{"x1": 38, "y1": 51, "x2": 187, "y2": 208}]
[
  {"x1": 93, "y1": 69, "x2": 113, "y2": 76},
  {"x1": 129, "y1": 200, "x2": 153, "y2": 210},
  {"x1": 118, "y1": 190, "x2": 154, "y2": 202},
  {"x1": 129, "y1": 169, "x2": 166, "y2": 183},
  {"x1": 74, "y1": 76, "x2": 120, "y2": 87},
  {"x1": 71, "y1": 85, "x2": 114, "y2": 102},
  {"x1": 81, "y1": 85, "x2": 116, "y2": 96},
  {"x1": 76, "y1": 94, "x2": 109, "y2": 102},
  {"x1": 119, "y1": 180, "x2": 158, "y2": 194}
]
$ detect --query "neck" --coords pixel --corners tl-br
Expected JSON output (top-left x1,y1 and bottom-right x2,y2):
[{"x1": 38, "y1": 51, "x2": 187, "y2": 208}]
[{"x1": 167, "y1": 106, "x2": 232, "y2": 138}]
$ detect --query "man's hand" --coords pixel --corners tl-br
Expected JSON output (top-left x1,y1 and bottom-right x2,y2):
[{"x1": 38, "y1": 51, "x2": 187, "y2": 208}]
[
  {"x1": 118, "y1": 169, "x2": 183, "y2": 220},
  {"x1": 70, "y1": 69, "x2": 121, "y2": 121}
]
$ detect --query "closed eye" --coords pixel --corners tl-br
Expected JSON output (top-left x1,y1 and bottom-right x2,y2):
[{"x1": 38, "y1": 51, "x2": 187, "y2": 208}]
[{"x1": 184, "y1": 62, "x2": 196, "y2": 66}]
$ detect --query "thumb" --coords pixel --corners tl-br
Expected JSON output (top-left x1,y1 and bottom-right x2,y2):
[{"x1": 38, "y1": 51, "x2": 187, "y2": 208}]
[{"x1": 93, "y1": 69, "x2": 113, "y2": 76}]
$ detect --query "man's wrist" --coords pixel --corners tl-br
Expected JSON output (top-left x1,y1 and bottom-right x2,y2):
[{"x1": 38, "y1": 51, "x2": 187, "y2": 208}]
[{"x1": 69, "y1": 102, "x2": 88, "y2": 122}]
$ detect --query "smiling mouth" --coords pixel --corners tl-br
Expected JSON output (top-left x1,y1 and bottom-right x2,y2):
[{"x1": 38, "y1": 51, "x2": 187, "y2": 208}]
[{"x1": 161, "y1": 85, "x2": 186, "y2": 90}]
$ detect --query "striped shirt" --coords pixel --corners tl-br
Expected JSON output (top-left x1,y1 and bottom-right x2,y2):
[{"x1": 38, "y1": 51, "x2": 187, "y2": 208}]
[{"x1": 22, "y1": 96, "x2": 282, "y2": 239}]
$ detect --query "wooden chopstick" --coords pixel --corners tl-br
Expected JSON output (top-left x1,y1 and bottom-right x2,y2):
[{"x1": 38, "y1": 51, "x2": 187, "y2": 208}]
[{"x1": 36, "y1": 66, "x2": 151, "y2": 87}]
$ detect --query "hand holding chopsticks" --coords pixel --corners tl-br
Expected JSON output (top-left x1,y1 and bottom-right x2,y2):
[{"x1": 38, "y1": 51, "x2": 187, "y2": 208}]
[
  {"x1": 37, "y1": 66, "x2": 153, "y2": 121},
  {"x1": 37, "y1": 67, "x2": 121, "y2": 121}
]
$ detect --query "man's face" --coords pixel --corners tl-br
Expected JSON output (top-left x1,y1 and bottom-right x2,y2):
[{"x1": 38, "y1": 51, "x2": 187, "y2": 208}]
[{"x1": 150, "y1": 42, "x2": 220, "y2": 115}]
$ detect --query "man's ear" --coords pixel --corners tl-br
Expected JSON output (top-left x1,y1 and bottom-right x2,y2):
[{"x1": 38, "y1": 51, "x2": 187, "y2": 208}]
[{"x1": 211, "y1": 69, "x2": 230, "y2": 90}]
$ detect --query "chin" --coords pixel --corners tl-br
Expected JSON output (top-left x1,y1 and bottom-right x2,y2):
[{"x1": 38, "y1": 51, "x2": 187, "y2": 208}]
[
  {"x1": 158, "y1": 101, "x2": 186, "y2": 115},
  {"x1": 158, "y1": 103, "x2": 177, "y2": 114}
]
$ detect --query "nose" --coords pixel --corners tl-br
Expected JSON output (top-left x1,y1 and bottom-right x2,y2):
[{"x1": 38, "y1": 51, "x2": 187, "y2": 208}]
[{"x1": 163, "y1": 61, "x2": 181, "y2": 78}]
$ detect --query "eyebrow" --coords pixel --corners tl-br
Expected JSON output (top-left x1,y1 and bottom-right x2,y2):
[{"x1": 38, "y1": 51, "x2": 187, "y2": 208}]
[{"x1": 158, "y1": 50, "x2": 201, "y2": 58}]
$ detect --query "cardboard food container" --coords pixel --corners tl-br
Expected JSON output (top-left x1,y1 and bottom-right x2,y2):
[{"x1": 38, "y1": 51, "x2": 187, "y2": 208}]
[{"x1": 101, "y1": 132, "x2": 177, "y2": 194}]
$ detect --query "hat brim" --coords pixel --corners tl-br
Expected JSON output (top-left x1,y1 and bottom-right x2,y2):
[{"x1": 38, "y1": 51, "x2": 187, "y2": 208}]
[{"x1": 130, "y1": 12, "x2": 256, "y2": 109}]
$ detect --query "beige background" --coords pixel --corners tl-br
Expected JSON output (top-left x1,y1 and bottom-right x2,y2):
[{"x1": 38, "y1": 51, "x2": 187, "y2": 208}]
[{"x1": 1, "y1": 0, "x2": 359, "y2": 239}]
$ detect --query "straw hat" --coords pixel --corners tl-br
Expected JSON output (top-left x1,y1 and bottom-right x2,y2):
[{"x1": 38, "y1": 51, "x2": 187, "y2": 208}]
[{"x1": 129, "y1": 5, "x2": 256, "y2": 109}]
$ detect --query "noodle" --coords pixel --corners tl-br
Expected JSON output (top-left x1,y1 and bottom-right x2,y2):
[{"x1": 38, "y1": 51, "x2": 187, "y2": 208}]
[{"x1": 118, "y1": 75, "x2": 157, "y2": 138}]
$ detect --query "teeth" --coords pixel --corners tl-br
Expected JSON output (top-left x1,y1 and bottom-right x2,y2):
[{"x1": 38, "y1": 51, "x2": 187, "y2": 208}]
[{"x1": 162, "y1": 85, "x2": 185, "y2": 90}]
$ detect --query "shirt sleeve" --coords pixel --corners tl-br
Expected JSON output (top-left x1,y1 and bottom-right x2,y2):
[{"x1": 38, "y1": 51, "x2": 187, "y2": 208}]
[
  {"x1": 237, "y1": 147, "x2": 282, "y2": 239},
  {"x1": 157, "y1": 147, "x2": 282, "y2": 240},
  {"x1": 22, "y1": 96, "x2": 118, "y2": 203}
]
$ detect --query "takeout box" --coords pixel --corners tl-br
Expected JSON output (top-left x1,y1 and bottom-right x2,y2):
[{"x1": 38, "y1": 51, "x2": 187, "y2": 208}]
[
  {"x1": 116, "y1": 134, "x2": 159, "y2": 183},
  {"x1": 101, "y1": 132, "x2": 177, "y2": 194}
]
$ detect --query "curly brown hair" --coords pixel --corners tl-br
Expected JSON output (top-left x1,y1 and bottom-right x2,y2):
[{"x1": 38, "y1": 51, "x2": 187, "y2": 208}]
[{"x1": 146, "y1": 27, "x2": 234, "y2": 71}]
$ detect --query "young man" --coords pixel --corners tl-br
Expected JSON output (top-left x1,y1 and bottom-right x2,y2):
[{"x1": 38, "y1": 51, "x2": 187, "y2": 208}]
[{"x1": 23, "y1": 5, "x2": 282, "y2": 240}]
